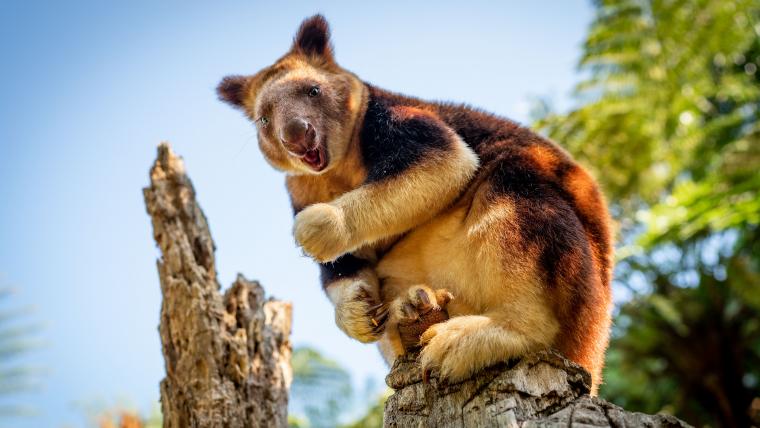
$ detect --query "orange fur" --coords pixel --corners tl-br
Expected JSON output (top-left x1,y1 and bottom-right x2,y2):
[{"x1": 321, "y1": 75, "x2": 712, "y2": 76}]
[{"x1": 218, "y1": 15, "x2": 614, "y2": 393}]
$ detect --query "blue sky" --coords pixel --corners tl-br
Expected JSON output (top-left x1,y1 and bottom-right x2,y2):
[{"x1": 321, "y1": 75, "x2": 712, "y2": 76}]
[{"x1": 0, "y1": 1, "x2": 592, "y2": 426}]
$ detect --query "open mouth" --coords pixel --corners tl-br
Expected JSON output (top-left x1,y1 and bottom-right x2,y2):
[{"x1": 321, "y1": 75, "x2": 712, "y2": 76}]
[{"x1": 301, "y1": 145, "x2": 328, "y2": 171}]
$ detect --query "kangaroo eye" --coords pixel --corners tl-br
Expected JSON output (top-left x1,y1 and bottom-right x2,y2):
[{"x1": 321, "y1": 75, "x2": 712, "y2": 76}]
[
  {"x1": 258, "y1": 117, "x2": 269, "y2": 126},
  {"x1": 308, "y1": 86, "x2": 320, "y2": 97}
]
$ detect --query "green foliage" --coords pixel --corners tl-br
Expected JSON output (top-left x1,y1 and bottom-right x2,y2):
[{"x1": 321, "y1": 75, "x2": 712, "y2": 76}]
[
  {"x1": 539, "y1": 0, "x2": 760, "y2": 223},
  {"x1": 0, "y1": 287, "x2": 41, "y2": 421},
  {"x1": 289, "y1": 346, "x2": 386, "y2": 428},
  {"x1": 537, "y1": 0, "x2": 760, "y2": 426},
  {"x1": 339, "y1": 391, "x2": 388, "y2": 428},
  {"x1": 603, "y1": 241, "x2": 760, "y2": 425},
  {"x1": 289, "y1": 347, "x2": 354, "y2": 427}
]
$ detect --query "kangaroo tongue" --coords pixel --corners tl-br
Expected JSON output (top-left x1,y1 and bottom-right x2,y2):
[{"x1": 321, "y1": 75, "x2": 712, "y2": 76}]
[{"x1": 304, "y1": 148, "x2": 320, "y2": 167}]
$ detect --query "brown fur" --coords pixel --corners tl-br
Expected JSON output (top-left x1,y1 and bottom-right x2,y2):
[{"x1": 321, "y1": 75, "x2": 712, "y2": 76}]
[{"x1": 218, "y1": 15, "x2": 614, "y2": 393}]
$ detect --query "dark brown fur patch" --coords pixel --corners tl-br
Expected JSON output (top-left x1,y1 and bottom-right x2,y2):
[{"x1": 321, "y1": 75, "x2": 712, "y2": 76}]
[
  {"x1": 360, "y1": 92, "x2": 454, "y2": 182},
  {"x1": 217, "y1": 75, "x2": 249, "y2": 108},
  {"x1": 293, "y1": 14, "x2": 334, "y2": 61},
  {"x1": 320, "y1": 254, "x2": 370, "y2": 286}
]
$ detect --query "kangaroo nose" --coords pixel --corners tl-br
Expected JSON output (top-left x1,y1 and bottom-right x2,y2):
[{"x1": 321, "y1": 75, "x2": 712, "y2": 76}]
[{"x1": 280, "y1": 118, "x2": 314, "y2": 155}]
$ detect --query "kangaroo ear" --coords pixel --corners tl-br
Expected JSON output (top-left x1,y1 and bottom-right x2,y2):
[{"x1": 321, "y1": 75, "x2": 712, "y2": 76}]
[
  {"x1": 217, "y1": 75, "x2": 249, "y2": 109},
  {"x1": 293, "y1": 14, "x2": 334, "y2": 60}
]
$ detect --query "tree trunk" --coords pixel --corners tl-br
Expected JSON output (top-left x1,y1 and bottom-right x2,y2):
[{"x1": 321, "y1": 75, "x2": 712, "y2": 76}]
[
  {"x1": 384, "y1": 350, "x2": 692, "y2": 427},
  {"x1": 144, "y1": 143, "x2": 292, "y2": 428}
]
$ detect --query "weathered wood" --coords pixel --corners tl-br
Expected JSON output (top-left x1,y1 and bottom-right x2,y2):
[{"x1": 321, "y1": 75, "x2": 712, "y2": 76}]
[
  {"x1": 144, "y1": 143, "x2": 292, "y2": 428},
  {"x1": 384, "y1": 350, "x2": 691, "y2": 428}
]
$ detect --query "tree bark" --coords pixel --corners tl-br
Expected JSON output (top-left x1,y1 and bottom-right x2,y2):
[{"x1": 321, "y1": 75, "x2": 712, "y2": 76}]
[
  {"x1": 384, "y1": 350, "x2": 692, "y2": 427},
  {"x1": 144, "y1": 143, "x2": 292, "y2": 428}
]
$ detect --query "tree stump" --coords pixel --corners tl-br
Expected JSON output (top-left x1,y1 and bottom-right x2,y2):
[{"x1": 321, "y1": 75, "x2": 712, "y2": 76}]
[
  {"x1": 144, "y1": 143, "x2": 292, "y2": 428},
  {"x1": 384, "y1": 350, "x2": 691, "y2": 427}
]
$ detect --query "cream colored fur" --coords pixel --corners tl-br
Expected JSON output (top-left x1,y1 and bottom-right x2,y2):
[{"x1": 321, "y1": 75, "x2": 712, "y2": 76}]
[
  {"x1": 373, "y1": 191, "x2": 561, "y2": 383},
  {"x1": 325, "y1": 268, "x2": 381, "y2": 343},
  {"x1": 293, "y1": 133, "x2": 479, "y2": 262}
]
